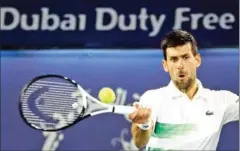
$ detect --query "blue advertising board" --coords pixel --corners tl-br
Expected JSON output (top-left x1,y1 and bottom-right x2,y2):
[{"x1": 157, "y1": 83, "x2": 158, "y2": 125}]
[
  {"x1": 0, "y1": 0, "x2": 238, "y2": 48},
  {"x1": 0, "y1": 48, "x2": 239, "y2": 150}
]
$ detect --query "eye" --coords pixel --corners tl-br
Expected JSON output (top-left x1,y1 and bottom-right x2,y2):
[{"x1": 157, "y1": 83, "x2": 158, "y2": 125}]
[
  {"x1": 170, "y1": 57, "x2": 178, "y2": 62},
  {"x1": 183, "y1": 55, "x2": 189, "y2": 60}
]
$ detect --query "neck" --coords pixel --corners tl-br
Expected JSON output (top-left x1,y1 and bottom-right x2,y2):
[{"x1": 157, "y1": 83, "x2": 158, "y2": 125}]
[{"x1": 180, "y1": 79, "x2": 198, "y2": 100}]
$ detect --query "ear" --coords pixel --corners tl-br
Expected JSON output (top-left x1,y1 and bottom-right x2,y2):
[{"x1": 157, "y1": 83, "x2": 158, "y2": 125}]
[
  {"x1": 162, "y1": 60, "x2": 169, "y2": 72},
  {"x1": 195, "y1": 53, "x2": 201, "y2": 68}
]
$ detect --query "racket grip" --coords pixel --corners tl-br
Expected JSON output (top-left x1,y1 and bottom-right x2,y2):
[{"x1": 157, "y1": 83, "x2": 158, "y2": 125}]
[{"x1": 113, "y1": 105, "x2": 136, "y2": 115}]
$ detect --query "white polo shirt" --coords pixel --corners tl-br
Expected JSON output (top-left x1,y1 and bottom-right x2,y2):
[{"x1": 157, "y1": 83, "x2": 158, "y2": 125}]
[{"x1": 139, "y1": 79, "x2": 239, "y2": 151}]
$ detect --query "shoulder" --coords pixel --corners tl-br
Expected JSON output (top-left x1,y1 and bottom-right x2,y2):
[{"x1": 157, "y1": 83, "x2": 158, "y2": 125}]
[
  {"x1": 203, "y1": 88, "x2": 237, "y2": 97},
  {"x1": 202, "y1": 88, "x2": 238, "y2": 104},
  {"x1": 198, "y1": 79, "x2": 238, "y2": 98}
]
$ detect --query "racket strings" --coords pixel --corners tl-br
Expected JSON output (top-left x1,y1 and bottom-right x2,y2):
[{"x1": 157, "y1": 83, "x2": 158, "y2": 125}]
[{"x1": 21, "y1": 78, "x2": 85, "y2": 130}]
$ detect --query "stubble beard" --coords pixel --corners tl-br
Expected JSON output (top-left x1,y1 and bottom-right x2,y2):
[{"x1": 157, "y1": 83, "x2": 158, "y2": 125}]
[{"x1": 174, "y1": 77, "x2": 194, "y2": 93}]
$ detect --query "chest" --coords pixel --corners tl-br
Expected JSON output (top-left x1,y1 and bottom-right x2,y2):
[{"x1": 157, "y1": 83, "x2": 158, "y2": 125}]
[{"x1": 156, "y1": 97, "x2": 225, "y2": 132}]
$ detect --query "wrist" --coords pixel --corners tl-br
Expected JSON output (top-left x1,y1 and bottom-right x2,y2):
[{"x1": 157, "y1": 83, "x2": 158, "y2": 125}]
[{"x1": 137, "y1": 120, "x2": 152, "y2": 130}]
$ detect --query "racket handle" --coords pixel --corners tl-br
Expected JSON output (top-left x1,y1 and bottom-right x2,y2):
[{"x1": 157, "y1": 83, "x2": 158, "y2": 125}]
[{"x1": 113, "y1": 105, "x2": 136, "y2": 115}]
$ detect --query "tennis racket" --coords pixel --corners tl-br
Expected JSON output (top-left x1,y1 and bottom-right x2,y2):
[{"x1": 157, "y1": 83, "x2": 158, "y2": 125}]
[{"x1": 19, "y1": 74, "x2": 136, "y2": 131}]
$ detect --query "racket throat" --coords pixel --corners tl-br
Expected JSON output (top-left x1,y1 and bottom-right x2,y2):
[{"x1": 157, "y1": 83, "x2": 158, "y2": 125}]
[
  {"x1": 112, "y1": 106, "x2": 115, "y2": 113},
  {"x1": 112, "y1": 105, "x2": 135, "y2": 115}
]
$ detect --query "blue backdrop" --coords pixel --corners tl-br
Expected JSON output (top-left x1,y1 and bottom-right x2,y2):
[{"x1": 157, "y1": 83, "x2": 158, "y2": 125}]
[{"x1": 1, "y1": 48, "x2": 239, "y2": 150}]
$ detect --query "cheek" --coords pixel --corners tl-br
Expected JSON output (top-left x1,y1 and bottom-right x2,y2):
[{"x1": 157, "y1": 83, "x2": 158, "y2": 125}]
[
  {"x1": 187, "y1": 65, "x2": 197, "y2": 74},
  {"x1": 168, "y1": 66, "x2": 176, "y2": 76}
]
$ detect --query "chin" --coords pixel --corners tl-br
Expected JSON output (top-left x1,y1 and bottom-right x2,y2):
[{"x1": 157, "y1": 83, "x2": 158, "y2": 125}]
[{"x1": 175, "y1": 79, "x2": 191, "y2": 89}]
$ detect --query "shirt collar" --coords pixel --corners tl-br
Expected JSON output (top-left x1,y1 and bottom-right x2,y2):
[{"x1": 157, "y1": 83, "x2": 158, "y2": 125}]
[{"x1": 167, "y1": 79, "x2": 207, "y2": 100}]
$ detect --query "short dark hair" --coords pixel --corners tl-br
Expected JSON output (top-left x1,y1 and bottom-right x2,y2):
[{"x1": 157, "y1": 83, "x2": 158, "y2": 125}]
[{"x1": 160, "y1": 30, "x2": 198, "y2": 60}]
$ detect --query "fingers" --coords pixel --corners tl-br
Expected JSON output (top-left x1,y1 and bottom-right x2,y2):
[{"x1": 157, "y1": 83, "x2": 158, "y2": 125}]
[
  {"x1": 128, "y1": 102, "x2": 139, "y2": 119},
  {"x1": 133, "y1": 102, "x2": 140, "y2": 109},
  {"x1": 134, "y1": 106, "x2": 151, "y2": 122},
  {"x1": 141, "y1": 107, "x2": 151, "y2": 120},
  {"x1": 128, "y1": 108, "x2": 138, "y2": 120},
  {"x1": 128, "y1": 102, "x2": 152, "y2": 124}
]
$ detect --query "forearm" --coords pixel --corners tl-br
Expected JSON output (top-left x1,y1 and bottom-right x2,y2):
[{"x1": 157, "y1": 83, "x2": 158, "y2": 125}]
[{"x1": 131, "y1": 122, "x2": 153, "y2": 148}]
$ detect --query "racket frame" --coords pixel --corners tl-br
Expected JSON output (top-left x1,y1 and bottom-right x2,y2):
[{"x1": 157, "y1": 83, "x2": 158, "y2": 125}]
[
  {"x1": 19, "y1": 74, "x2": 135, "y2": 132},
  {"x1": 19, "y1": 74, "x2": 86, "y2": 131}
]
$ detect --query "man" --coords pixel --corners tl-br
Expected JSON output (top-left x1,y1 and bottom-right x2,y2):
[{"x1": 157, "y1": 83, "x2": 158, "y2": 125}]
[{"x1": 129, "y1": 30, "x2": 239, "y2": 150}]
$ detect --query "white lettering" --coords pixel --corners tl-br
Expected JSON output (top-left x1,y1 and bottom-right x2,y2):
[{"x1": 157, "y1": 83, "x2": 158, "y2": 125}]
[
  {"x1": 173, "y1": 7, "x2": 235, "y2": 30},
  {"x1": 60, "y1": 14, "x2": 76, "y2": 31},
  {"x1": 78, "y1": 15, "x2": 86, "y2": 30},
  {"x1": 118, "y1": 14, "x2": 137, "y2": 30},
  {"x1": 138, "y1": 8, "x2": 148, "y2": 31},
  {"x1": 41, "y1": 8, "x2": 60, "y2": 31},
  {"x1": 149, "y1": 15, "x2": 166, "y2": 37},
  {"x1": 96, "y1": 8, "x2": 117, "y2": 30},
  {"x1": 219, "y1": 13, "x2": 235, "y2": 29},
  {"x1": 0, "y1": 6, "x2": 236, "y2": 33},
  {"x1": 173, "y1": 7, "x2": 190, "y2": 29},
  {"x1": 0, "y1": 7, "x2": 19, "y2": 30},
  {"x1": 21, "y1": 14, "x2": 39, "y2": 30},
  {"x1": 190, "y1": 14, "x2": 203, "y2": 29},
  {"x1": 203, "y1": 13, "x2": 218, "y2": 30}
]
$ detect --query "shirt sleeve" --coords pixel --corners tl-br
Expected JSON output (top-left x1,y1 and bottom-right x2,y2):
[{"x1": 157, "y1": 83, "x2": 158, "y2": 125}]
[
  {"x1": 138, "y1": 90, "x2": 159, "y2": 126},
  {"x1": 222, "y1": 91, "x2": 239, "y2": 125}
]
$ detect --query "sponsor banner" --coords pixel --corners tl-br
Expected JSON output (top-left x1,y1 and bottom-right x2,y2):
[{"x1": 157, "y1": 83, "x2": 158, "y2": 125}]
[{"x1": 0, "y1": 0, "x2": 238, "y2": 48}]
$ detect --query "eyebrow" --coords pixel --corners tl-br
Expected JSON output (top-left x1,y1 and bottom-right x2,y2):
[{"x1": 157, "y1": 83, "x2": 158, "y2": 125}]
[{"x1": 169, "y1": 53, "x2": 189, "y2": 58}]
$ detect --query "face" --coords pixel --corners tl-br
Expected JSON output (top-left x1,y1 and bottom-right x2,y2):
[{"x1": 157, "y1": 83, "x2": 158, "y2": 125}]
[{"x1": 162, "y1": 43, "x2": 201, "y2": 91}]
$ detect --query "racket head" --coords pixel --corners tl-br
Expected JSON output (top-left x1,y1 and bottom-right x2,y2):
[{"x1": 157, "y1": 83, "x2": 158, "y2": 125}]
[{"x1": 19, "y1": 74, "x2": 87, "y2": 131}]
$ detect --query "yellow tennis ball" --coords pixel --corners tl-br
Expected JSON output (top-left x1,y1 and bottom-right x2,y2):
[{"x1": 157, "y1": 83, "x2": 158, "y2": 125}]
[{"x1": 98, "y1": 87, "x2": 116, "y2": 104}]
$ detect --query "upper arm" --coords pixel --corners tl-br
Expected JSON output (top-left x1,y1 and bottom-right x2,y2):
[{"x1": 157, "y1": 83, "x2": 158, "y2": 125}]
[{"x1": 221, "y1": 91, "x2": 239, "y2": 125}]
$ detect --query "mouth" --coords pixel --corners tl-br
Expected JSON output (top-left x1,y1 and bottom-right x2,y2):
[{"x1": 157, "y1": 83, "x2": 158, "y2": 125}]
[{"x1": 178, "y1": 74, "x2": 186, "y2": 79}]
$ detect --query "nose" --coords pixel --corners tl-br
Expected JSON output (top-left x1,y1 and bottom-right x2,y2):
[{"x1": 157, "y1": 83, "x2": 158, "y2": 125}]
[{"x1": 177, "y1": 59, "x2": 184, "y2": 70}]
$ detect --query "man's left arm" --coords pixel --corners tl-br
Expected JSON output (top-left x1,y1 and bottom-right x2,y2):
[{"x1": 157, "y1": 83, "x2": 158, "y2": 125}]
[{"x1": 222, "y1": 91, "x2": 239, "y2": 125}]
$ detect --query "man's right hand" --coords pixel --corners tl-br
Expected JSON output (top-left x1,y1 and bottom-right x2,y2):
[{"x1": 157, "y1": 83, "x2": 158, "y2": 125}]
[
  {"x1": 129, "y1": 102, "x2": 153, "y2": 148},
  {"x1": 128, "y1": 102, "x2": 152, "y2": 124}
]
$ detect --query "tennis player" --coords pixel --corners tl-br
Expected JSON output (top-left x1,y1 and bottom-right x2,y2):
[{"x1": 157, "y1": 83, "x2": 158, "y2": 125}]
[{"x1": 129, "y1": 30, "x2": 239, "y2": 150}]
